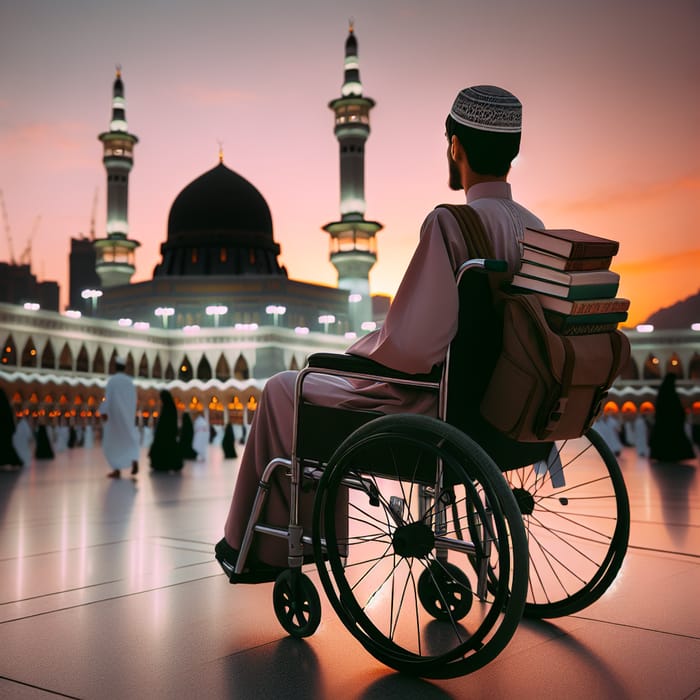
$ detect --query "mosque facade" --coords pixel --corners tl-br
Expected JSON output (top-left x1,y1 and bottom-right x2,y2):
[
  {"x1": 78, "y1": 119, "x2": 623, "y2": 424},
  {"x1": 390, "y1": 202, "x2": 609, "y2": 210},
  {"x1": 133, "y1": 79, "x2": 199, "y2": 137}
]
[{"x1": 0, "y1": 26, "x2": 699, "y2": 432}]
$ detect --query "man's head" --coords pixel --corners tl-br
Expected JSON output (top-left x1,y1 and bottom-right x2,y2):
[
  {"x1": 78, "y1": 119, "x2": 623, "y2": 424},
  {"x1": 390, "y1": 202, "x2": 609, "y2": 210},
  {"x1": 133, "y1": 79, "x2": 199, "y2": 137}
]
[
  {"x1": 114, "y1": 356, "x2": 127, "y2": 373},
  {"x1": 446, "y1": 85, "x2": 522, "y2": 189}
]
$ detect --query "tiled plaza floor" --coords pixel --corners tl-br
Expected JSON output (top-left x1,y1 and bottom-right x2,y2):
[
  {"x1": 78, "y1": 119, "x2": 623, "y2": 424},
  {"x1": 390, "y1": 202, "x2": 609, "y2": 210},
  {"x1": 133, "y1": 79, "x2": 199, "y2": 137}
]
[{"x1": 0, "y1": 440, "x2": 698, "y2": 699}]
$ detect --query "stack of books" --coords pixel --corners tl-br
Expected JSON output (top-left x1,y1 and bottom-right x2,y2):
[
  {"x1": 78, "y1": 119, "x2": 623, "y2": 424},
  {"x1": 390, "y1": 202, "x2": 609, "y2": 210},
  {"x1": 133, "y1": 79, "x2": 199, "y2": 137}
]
[{"x1": 511, "y1": 227, "x2": 630, "y2": 335}]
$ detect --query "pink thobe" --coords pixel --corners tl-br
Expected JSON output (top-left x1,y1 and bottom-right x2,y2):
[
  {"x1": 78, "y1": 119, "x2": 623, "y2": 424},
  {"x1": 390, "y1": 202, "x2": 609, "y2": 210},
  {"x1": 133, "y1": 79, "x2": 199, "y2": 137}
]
[{"x1": 224, "y1": 182, "x2": 544, "y2": 566}]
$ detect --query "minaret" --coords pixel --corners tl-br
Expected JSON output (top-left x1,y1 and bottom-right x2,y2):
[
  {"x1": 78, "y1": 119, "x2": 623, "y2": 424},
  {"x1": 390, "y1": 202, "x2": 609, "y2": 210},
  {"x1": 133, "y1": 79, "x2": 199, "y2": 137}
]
[
  {"x1": 323, "y1": 22, "x2": 382, "y2": 332},
  {"x1": 94, "y1": 67, "x2": 140, "y2": 288}
]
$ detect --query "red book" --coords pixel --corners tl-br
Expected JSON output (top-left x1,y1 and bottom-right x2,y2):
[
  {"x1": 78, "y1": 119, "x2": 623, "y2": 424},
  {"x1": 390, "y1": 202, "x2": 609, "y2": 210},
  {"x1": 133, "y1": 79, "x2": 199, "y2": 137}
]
[
  {"x1": 522, "y1": 245, "x2": 612, "y2": 271},
  {"x1": 524, "y1": 228, "x2": 619, "y2": 259}
]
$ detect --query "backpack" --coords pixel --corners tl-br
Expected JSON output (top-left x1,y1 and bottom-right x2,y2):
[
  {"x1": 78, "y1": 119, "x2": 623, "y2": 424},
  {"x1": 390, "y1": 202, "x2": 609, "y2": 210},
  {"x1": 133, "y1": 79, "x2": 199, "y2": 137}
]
[{"x1": 439, "y1": 204, "x2": 630, "y2": 442}]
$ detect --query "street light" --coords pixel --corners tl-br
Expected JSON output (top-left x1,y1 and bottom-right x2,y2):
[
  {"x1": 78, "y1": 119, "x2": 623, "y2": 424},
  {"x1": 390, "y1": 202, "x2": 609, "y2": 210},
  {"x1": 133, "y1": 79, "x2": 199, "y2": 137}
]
[
  {"x1": 294, "y1": 326, "x2": 309, "y2": 335},
  {"x1": 205, "y1": 304, "x2": 228, "y2": 327},
  {"x1": 361, "y1": 321, "x2": 377, "y2": 332},
  {"x1": 64, "y1": 309, "x2": 81, "y2": 318},
  {"x1": 23, "y1": 302, "x2": 40, "y2": 311},
  {"x1": 81, "y1": 289, "x2": 103, "y2": 316},
  {"x1": 265, "y1": 304, "x2": 286, "y2": 326},
  {"x1": 133, "y1": 321, "x2": 150, "y2": 330},
  {"x1": 154, "y1": 306, "x2": 175, "y2": 328},
  {"x1": 318, "y1": 314, "x2": 336, "y2": 333},
  {"x1": 348, "y1": 293, "x2": 362, "y2": 303}
]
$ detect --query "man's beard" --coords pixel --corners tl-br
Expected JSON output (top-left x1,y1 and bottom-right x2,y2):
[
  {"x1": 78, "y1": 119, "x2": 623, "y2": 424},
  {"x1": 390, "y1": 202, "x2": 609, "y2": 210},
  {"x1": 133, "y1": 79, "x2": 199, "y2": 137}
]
[{"x1": 448, "y1": 153, "x2": 462, "y2": 190}]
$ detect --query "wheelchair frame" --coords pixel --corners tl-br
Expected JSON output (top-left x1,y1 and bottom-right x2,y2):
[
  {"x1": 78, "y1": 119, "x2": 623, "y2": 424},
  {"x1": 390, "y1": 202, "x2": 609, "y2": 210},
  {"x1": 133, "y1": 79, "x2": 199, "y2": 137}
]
[{"x1": 229, "y1": 259, "x2": 630, "y2": 678}]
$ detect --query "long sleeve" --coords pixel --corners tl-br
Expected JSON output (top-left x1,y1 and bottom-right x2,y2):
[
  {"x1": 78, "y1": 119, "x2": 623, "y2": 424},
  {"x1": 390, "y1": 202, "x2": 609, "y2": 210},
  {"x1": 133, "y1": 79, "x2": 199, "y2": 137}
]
[{"x1": 348, "y1": 208, "x2": 468, "y2": 374}]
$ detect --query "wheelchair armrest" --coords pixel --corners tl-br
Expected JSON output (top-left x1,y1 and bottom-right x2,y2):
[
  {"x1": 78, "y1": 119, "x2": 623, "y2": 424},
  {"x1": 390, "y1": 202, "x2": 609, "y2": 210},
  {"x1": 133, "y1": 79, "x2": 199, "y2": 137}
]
[{"x1": 306, "y1": 352, "x2": 442, "y2": 384}]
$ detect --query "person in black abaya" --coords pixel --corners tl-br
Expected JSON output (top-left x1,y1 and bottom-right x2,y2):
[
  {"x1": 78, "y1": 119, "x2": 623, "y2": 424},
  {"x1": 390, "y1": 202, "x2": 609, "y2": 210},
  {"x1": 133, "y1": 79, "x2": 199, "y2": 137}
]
[
  {"x1": 222, "y1": 423, "x2": 238, "y2": 459},
  {"x1": 179, "y1": 412, "x2": 197, "y2": 460},
  {"x1": 649, "y1": 373, "x2": 695, "y2": 462},
  {"x1": 0, "y1": 388, "x2": 23, "y2": 469},
  {"x1": 149, "y1": 390, "x2": 183, "y2": 471},
  {"x1": 35, "y1": 421, "x2": 55, "y2": 460}
]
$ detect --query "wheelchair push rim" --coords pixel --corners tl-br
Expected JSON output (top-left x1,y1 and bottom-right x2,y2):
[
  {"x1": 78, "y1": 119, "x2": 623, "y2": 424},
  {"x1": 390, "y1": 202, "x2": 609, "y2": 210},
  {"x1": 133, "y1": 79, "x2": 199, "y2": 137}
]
[{"x1": 312, "y1": 414, "x2": 529, "y2": 679}]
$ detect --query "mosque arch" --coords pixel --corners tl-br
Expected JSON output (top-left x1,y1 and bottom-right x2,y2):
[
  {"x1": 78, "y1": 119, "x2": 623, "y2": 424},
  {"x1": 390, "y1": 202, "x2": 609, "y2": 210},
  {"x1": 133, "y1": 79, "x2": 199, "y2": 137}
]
[
  {"x1": 138, "y1": 352, "x2": 149, "y2": 378},
  {"x1": 690, "y1": 353, "x2": 700, "y2": 380},
  {"x1": 642, "y1": 353, "x2": 661, "y2": 380},
  {"x1": 22, "y1": 337, "x2": 38, "y2": 368},
  {"x1": 165, "y1": 362, "x2": 175, "y2": 380},
  {"x1": 108, "y1": 350, "x2": 119, "y2": 374},
  {"x1": 93, "y1": 347, "x2": 105, "y2": 374},
  {"x1": 76, "y1": 344, "x2": 89, "y2": 373},
  {"x1": 178, "y1": 356, "x2": 193, "y2": 382},
  {"x1": 40, "y1": 340, "x2": 55, "y2": 369},
  {"x1": 58, "y1": 343, "x2": 73, "y2": 371},
  {"x1": 152, "y1": 354, "x2": 163, "y2": 379},
  {"x1": 197, "y1": 355, "x2": 212, "y2": 381},
  {"x1": 2, "y1": 335, "x2": 17, "y2": 366},
  {"x1": 234, "y1": 354, "x2": 250, "y2": 380},
  {"x1": 289, "y1": 356, "x2": 299, "y2": 371},
  {"x1": 125, "y1": 352, "x2": 135, "y2": 376},
  {"x1": 665, "y1": 353, "x2": 683, "y2": 378},
  {"x1": 215, "y1": 353, "x2": 230, "y2": 381}
]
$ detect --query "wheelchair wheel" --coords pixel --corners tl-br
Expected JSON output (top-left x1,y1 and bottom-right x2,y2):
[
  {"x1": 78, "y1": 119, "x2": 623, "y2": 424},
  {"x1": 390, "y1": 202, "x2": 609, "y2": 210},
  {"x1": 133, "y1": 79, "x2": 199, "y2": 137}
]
[
  {"x1": 312, "y1": 414, "x2": 528, "y2": 679},
  {"x1": 503, "y1": 427, "x2": 630, "y2": 618},
  {"x1": 273, "y1": 569, "x2": 321, "y2": 638}
]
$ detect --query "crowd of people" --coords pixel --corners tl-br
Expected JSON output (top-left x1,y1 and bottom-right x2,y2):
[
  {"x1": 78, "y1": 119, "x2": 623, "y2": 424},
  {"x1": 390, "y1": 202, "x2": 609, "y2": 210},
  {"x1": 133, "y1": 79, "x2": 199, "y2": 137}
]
[
  {"x1": 593, "y1": 373, "x2": 698, "y2": 462},
  {"x1": 0, "y1": 381, "x2": 248, "y2": 474}
]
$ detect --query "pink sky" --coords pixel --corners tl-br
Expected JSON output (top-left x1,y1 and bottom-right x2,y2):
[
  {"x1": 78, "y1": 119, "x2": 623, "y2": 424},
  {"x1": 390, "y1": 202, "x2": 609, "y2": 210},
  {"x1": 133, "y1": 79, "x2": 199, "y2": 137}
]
[{"x1": 1, "y1": 0, "x2": 698, "y2": 326}]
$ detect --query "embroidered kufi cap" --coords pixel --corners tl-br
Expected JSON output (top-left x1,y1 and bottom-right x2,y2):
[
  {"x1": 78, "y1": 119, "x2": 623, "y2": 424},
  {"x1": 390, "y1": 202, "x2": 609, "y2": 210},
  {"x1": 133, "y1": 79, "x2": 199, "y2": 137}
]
[
  {"x1": 115, "y1": 356, "x2": 127, "y2": 367},
  {"x1": 450, "y1": 85, "x2": 521, "y2": 133}
]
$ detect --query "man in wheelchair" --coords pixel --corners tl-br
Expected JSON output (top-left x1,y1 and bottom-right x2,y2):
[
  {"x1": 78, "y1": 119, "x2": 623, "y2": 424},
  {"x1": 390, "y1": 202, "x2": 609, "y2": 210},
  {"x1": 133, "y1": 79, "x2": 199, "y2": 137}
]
[{"x1": 215, "y1": 84, "x2": 544, "y2": 581}]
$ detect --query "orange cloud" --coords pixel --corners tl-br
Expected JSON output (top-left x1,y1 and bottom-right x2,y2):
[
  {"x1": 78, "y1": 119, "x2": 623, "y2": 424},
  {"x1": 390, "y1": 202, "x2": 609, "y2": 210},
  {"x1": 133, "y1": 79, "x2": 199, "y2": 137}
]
[
  {"x1": 0, "y1": 122, "x2": 92, "y2": 167},
  {"x1": 543, "y1": 175, "x2": 700, "y2": 214},
  {"x1": 615, "y1": 249, "x2": 700, "y2": 325}
]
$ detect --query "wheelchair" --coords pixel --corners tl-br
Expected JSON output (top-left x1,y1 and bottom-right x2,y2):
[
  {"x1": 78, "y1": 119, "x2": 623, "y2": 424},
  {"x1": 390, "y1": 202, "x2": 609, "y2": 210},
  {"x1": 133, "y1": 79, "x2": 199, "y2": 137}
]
[{"x1": 231, "y1": 259, "x2": 630, "y2": 679}]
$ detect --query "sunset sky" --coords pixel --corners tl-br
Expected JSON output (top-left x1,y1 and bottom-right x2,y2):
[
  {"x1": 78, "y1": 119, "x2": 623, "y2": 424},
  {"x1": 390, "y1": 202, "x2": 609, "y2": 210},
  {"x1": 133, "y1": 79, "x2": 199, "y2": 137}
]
[{"x1": 1, "y1": 0, "x2": 698, "y2": 326}]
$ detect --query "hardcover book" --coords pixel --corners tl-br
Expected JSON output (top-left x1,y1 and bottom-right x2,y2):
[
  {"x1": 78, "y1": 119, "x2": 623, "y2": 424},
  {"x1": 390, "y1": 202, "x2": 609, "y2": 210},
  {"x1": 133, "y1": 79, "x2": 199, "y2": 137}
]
[
  {"x1": 521, "y1": 245, "x2": 612, "y2": 272},
  {"x1": 543, "y1": 309, "x2": 628, "y2": 333},
  {"x1": 510, "y1": 273, "x2": 619, "y2": 300},
  {"x1": 517, "y1": 261, "x2": 620, "y2": 288},
  {"x1": 524, "y1": 227, "x2": 619, "y2": 259},
  {"x1": 536, "y1": 295, "x2": 631, "y2": 315}
]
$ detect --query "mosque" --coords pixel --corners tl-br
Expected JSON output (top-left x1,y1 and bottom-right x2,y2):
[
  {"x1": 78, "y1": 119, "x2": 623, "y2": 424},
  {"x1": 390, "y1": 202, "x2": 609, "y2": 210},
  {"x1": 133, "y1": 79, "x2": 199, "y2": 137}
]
[{"x1": 0, "y1": 26, "x2": 699, "y2": 431}]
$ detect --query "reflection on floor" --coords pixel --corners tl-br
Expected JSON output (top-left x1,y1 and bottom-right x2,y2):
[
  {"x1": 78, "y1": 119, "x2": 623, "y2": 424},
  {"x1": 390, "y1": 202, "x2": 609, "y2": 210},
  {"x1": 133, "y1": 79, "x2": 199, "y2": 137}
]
[{"x1": 0, "y1": 442, "x2": 698, "y2": 699}]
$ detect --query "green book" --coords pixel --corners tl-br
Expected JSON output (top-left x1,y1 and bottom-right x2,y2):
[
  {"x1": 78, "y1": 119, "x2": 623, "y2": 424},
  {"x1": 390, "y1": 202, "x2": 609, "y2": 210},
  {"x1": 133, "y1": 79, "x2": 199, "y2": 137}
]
[{"x1": 510, "y1": 273, "x2": 619, "y2": 300}]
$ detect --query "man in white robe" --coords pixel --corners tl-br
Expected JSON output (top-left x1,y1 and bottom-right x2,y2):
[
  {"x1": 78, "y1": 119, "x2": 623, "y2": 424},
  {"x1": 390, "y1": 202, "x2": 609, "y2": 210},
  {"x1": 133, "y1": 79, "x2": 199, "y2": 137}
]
[
  {"x1": 101, "y1": 357, "x2": 139, "y2": 478},
  {"x1": 12, "y1": 415, "x2": 33, "y2": 467},
  {"x1": 217, "y1": 85, "x2": 544, "y2": 576},
  {"x1": 192, "y1": 412, "x2": 210, "y2": 461}
]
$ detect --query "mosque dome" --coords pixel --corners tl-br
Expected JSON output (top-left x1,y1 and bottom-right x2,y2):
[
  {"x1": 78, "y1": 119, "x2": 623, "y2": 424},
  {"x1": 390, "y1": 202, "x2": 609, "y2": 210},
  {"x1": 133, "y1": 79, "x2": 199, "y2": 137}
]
[{"x1": 154, "y1": 161, "x2": 286, "y2": 277}]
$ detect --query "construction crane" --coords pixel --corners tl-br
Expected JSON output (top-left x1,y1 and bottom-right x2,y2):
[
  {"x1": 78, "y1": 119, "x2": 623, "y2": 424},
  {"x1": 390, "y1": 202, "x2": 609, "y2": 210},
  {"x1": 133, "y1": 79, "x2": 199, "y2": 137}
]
[
  {"x1": 89, "y1": 187, "x2": 98, "y2": 240},
  {"x1": 18, "y1": 215, "x2": 41, "y2": 266},
  {"x1": 0, "y1": 189, "x2": 16, "y2": 264}
]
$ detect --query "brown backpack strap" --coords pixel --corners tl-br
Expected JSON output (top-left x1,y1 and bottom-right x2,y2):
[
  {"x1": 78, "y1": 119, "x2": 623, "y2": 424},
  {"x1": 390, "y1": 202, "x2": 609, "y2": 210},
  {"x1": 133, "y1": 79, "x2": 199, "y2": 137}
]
[{"x1": 437, "y1": 203, "x2": 496, "y2": 259}]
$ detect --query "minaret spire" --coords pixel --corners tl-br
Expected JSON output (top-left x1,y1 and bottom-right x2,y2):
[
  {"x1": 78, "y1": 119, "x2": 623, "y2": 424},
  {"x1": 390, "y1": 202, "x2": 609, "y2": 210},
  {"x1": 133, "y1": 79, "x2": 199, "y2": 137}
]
[
  {"x1": 323, "y1": 24, "x2": 383, "y2": 332},
  {"x1": 94, "y1": 67, "x2": 140, "y2": 290}
]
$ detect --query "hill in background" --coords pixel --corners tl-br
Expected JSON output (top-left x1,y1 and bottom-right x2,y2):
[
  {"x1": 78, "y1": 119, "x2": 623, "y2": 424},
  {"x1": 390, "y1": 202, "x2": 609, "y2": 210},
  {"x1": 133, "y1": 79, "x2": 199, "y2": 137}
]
[{"x1": 646, "y1": 290, "x2": 700, "y2": 330}]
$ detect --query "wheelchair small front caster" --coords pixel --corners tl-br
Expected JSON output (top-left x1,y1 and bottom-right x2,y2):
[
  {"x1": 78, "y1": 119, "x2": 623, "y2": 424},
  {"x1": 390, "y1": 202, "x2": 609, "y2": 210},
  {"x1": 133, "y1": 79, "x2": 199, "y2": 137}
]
[
  {"x1": 273, "y1": 569, "x2": 321, "y2": 638},
  {"x1": 417, "y1": 561, "x2": 473, "y2": 621}
]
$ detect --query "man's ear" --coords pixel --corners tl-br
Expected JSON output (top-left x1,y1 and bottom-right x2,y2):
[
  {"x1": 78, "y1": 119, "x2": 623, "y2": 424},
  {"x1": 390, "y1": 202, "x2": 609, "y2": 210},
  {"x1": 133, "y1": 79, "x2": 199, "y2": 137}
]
[{"x1": 450, "y1": 135, "x2": 463, "y2": 162}]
